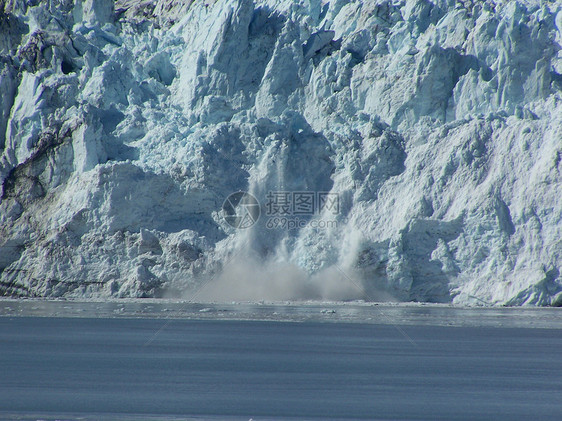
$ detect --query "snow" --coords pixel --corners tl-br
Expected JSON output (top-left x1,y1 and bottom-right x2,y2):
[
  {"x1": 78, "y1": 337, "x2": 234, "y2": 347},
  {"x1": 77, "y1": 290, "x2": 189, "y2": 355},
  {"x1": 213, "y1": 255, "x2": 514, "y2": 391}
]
[{"x1": 0, "y1": 0, "x2": 561, "y2": 305}]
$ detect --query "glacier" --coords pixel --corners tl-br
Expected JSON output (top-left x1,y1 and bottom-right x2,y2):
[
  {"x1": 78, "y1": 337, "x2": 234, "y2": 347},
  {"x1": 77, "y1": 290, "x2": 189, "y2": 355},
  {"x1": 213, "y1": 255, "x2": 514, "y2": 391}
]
[{"x1": 0, "y1": 0, "x2": 561, "y2": 305}]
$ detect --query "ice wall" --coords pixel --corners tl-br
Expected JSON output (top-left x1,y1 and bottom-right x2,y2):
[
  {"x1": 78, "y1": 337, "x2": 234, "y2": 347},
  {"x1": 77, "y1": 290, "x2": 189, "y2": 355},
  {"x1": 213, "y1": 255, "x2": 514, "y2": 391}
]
[{"x1": 0, "y1": 0, "x2": 561, "y2": 305}]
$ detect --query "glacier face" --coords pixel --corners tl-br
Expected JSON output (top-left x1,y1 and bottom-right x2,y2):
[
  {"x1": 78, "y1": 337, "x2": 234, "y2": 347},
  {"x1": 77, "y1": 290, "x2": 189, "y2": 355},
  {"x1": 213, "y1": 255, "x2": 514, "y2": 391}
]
[{"x1": 0, "y1": 0, "x2": 561, "y2": 305}]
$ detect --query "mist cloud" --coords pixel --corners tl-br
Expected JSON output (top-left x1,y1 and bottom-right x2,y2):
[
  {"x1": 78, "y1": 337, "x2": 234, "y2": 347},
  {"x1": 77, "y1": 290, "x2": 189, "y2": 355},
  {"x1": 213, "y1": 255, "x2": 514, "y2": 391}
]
[{"x1": 192, "y1": 253, "x2": 396, "y2": 303}]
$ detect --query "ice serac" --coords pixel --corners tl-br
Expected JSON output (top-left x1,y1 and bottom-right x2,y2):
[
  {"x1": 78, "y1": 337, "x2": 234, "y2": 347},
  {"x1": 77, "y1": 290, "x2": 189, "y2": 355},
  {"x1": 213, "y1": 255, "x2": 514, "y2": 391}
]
[{"x1": 0, "y1": 0, "x2": 561, "y2": 305}]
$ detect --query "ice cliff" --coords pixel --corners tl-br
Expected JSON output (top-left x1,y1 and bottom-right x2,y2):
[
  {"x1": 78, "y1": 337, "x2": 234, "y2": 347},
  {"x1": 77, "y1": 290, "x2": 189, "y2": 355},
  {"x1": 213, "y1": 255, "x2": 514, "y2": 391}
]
[{"x1": 0, "y1": 0, "x2": 561, "y2": 305}]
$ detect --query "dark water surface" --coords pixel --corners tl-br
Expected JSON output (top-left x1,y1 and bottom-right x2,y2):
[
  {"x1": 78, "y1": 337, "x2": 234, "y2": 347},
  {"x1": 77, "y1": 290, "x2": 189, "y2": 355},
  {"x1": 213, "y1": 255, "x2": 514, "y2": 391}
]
[{"x1": 0, "y1": 308, "x2": 561, "y2": 420}]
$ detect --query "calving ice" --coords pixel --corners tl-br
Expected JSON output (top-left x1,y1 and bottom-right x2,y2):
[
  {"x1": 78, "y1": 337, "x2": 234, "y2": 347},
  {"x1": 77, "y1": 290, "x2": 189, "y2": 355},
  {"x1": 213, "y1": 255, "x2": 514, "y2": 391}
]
[{"x1": 0, "y1": 0, "x2": 561, "y2": 305}]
